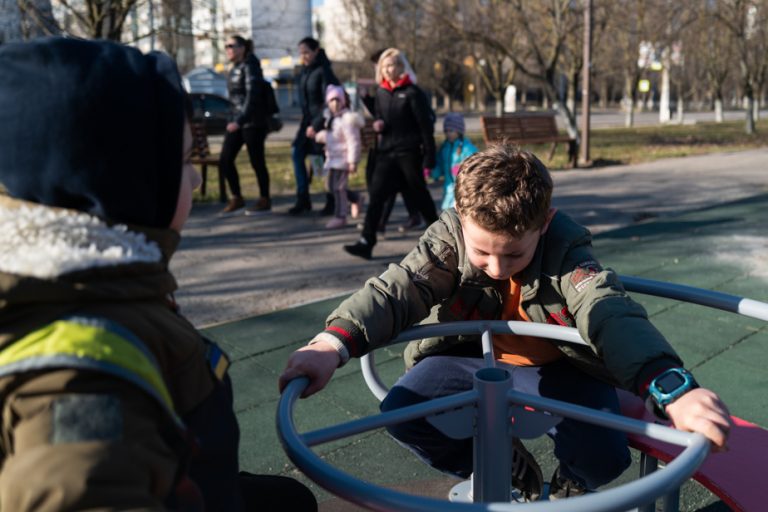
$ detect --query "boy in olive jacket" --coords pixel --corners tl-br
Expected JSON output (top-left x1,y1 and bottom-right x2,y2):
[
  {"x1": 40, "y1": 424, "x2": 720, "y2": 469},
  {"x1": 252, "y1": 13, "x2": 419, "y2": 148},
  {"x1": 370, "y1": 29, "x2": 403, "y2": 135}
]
[{"x1": 280, "y1": 145, "x2": 730, "y2": 500}]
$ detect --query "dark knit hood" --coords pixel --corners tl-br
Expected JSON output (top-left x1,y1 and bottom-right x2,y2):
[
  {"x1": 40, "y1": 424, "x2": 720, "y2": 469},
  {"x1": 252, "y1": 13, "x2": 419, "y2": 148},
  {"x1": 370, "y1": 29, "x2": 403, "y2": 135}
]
[{"x1": 0, "y1": 37, "x2": 185, "y2": 228}]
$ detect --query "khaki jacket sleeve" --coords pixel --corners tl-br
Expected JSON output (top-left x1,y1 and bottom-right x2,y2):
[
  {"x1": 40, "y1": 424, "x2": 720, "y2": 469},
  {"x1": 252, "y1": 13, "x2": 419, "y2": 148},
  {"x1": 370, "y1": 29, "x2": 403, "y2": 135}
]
[
  {"x1": 557, "y1": 240, "x2": 682, "y2": 393},
  {"x1": 325, "y1": 216, "x2": 461, "y2": 357}
]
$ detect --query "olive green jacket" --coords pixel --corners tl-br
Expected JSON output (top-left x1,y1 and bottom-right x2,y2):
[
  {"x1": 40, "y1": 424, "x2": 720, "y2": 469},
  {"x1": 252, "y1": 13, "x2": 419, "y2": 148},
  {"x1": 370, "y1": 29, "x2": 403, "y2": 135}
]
[{"x1": 325, "y1": 209, "x2": 681, "y2": 394}]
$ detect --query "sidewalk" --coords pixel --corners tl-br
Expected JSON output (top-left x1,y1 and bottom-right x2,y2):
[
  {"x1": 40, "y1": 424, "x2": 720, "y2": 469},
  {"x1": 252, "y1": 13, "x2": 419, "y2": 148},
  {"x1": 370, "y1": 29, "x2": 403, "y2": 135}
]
[
  {"x1": 194, "y1": 156, "x2": 768, "y2": 510},
  {"x1": 173, "y1": 148, "x2": 768, "y2": 327}
]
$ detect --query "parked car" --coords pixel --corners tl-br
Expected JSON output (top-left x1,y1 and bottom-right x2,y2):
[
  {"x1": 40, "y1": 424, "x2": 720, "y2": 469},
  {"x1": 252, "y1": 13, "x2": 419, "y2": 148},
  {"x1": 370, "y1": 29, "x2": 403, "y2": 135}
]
[
  {"x1": 183, "y1": 67, "x2": 228, "y2": 98},
  {"x1": 190, "y1": 93, "x2": 233, "y2": 136}
]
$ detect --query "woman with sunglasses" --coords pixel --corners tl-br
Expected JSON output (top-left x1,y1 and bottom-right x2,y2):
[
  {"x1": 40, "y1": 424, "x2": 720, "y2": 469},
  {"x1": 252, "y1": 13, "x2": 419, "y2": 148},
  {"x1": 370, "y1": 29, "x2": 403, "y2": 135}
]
[{"x1": 219, "y1": 35, "x2": 272, "y2": 216}]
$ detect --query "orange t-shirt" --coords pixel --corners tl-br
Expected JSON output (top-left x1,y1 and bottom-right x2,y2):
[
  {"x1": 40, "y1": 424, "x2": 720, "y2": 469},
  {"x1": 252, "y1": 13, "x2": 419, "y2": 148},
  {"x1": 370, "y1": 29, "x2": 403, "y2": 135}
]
[{"x1": 493, "y1": 278, "x2": 563, "y2": 366}]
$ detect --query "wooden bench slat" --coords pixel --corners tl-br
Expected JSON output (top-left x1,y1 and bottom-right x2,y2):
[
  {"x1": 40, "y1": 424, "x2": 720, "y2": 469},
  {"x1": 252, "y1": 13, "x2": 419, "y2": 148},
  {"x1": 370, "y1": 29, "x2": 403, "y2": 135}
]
[{"x1": 480, "y1": 113, "x2": 577, "y2": 168}]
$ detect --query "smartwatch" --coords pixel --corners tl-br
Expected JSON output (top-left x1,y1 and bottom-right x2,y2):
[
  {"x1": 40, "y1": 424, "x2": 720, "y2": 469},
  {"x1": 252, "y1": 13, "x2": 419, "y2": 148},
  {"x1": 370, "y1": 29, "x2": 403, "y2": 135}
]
[{"x1": 647, "y1": 368, "x2": 699, "y2": 419}]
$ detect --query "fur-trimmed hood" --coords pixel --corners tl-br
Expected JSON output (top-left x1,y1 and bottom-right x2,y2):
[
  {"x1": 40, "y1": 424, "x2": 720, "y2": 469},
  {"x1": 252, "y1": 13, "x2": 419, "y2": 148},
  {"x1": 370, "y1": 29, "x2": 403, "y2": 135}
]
[
  {"x1": 0, "y1": 198, "x2": 163, "y2": 279},
  {"x1": 0, "y1": 196, "x2": 180, "y2": 311}
]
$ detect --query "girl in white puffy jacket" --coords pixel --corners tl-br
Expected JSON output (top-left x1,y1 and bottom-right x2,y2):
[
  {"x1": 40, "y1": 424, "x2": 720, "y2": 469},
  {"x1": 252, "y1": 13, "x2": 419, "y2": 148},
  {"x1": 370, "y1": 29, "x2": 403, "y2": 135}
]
[{"x1": 315, "y1": 85, "x2": 365, "y2": 228}]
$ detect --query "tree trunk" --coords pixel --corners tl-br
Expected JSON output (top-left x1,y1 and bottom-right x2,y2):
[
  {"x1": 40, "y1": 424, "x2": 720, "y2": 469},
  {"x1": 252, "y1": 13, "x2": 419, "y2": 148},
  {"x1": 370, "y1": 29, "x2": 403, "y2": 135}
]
[
  {"x1": 599, "y1": 80, "x2": 608, "y2": 109},
  {"x1": 745, "y1": 95, "x2": 755, "y2": 134},
  {"x1": 623, "y1": 76, "x2": 635, "y2": 128},
  {"x1": 715, "y1": 97, "x2": 724, "y2": 123},
  {"x1": 659, "y1": 65, "x2": 671, "y2": 123}
]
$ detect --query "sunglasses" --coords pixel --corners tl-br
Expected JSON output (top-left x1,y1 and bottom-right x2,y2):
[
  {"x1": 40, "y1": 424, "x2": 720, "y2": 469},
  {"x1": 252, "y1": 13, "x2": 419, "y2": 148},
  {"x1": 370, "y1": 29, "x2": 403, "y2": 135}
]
[{"x1": 225, "y1": 44, "x2": 242, "y2": 49}]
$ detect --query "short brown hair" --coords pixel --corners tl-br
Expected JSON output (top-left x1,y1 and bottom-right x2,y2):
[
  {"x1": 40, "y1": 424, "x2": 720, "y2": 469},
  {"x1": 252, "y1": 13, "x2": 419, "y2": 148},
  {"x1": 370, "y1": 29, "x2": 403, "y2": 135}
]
[{"x1": 454, "y1": 145, "x2": 553, "y2": 236}]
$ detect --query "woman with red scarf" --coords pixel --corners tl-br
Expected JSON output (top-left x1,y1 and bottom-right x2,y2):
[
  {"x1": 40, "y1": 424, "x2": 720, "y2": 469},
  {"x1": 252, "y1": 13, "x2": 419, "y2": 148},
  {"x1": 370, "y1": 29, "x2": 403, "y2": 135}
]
[{"x1": 344, "y1": 48, "x2": 438, "y2": 260}]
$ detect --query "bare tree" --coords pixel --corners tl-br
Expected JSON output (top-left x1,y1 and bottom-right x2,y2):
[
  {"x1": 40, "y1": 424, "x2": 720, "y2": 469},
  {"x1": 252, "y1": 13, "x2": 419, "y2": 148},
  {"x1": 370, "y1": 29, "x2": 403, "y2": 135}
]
[
  {"x1": 685, "y1": 3, "x2": 735, "y2": 122},
  {"x1": 713, "y1": 0, "x2": 768, "y2": 133},
  {"x1": 8, "y1": 0, "x2": 60, "y2": 40},
  {"x1": 157, "y1": 0, "x2": 194, "y2": 72},
  {"x1": 49, "y1": 0, "x2": 140, "y2": 40},
  {"x1": 425, "y1": 0, "x2": 582, "y2": 139}
]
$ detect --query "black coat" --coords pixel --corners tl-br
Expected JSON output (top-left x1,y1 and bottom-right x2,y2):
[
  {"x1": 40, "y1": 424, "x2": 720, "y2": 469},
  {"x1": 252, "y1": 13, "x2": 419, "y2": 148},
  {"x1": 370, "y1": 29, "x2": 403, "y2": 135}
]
[
  {"x1": 228, "y1": 53, "x2": 267, "y2": 129},
  {"x1": 374, "y1": 82, "x2": 436, "y2": 168},
  {"x1": 294, "y1": 49, "x2": 339, "y2": 151}
]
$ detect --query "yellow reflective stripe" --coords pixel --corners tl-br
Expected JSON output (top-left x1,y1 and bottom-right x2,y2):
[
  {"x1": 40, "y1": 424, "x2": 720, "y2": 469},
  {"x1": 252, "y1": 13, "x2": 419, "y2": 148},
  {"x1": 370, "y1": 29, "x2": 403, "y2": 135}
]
[{"x1": 0, "y1": 319, "x2": 173, "y2": 411}]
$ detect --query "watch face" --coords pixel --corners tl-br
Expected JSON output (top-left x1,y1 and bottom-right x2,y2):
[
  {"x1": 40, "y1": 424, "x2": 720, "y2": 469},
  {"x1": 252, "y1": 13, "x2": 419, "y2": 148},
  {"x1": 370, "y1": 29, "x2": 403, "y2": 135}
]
[{"x1": 655, "y1": 371, "x2": 686, "y2": 393}]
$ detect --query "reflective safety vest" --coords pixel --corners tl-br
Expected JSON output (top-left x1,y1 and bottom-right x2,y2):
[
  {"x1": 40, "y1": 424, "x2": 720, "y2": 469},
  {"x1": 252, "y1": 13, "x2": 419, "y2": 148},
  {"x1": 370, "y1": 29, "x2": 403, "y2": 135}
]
[{"x1": 0, "y1": 315, "x2": 182, "y2": 426}]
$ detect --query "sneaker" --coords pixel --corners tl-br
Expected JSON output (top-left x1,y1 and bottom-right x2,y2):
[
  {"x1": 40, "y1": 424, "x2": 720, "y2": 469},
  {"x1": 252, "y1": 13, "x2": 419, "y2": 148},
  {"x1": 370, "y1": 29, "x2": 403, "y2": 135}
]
[
  {"x1": 244, "y1": 197, "x2": 271, "y2": 215},
  {"x1": 511, "y1": 439, "x2": 543, "y2": 502},
  {"x1": 397, "y1": 214, "x2": 426, "y2": 233},
  {"x1": 325, "y1": 217, "x2": 347, "y2": 229},
  {"x1": 343, "y1": 239, "x2": 372, "y2": 260},
  {"x1": 219, "y1": 196, "x2": 245, "y2": 216},
  {"x1": 548, "y1": 466, "x2": 589, "y2": 500},
  {"x1": 350, "y1": 195, "x2": 365, "y2": 219}
]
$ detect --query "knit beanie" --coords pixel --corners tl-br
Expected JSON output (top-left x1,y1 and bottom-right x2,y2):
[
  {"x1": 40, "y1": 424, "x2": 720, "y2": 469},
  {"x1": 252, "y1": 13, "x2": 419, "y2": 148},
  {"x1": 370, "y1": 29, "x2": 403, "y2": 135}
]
[
  {"x1": 0, "y1": 37, "x2": 185, "y2": 228},
  {"x1": 443, "y1": 112, "x2": 465, "y2": 134},
  {"x1": 325, "y1": 84, "x2": 347, "y2": 107}
]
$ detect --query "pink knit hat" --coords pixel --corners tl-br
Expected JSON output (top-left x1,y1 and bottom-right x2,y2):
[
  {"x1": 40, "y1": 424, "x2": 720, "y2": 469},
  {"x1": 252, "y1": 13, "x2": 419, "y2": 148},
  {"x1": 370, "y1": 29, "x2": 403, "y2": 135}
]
[{"x1": 325, "y1": 84, "x2": 347, "y2": 107}]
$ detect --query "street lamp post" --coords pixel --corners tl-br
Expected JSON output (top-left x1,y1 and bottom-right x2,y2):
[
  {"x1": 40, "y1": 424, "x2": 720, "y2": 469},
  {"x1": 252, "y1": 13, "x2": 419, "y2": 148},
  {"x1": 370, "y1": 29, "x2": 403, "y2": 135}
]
[{"x1": 580, "y1": 0, "x2": 592, "y2": 165}]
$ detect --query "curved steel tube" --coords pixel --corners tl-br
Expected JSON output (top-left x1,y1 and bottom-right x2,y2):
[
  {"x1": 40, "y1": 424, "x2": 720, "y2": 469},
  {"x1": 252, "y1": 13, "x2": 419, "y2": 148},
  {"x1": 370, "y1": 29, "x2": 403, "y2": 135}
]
[
  {"x1": 278, "y1": 377, "x2": 709, "y2": 512},
  {"x1": 619, "y1": 275, "x2": 768, "y2": 321},
  {"x1": 278, "y1": 275, "x2": 764, "y2": 510}
]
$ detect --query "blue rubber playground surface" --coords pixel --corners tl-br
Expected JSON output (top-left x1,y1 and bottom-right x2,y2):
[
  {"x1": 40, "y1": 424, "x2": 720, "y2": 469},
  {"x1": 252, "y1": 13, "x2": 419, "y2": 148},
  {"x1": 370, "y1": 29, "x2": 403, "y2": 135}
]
[{"x1": 202, "y1": 193, "x2": 768, "y2": 511}]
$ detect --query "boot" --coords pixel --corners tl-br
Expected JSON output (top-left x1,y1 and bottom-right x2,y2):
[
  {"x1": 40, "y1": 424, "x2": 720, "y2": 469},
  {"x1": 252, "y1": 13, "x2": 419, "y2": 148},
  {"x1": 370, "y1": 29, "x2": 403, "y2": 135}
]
[
  {"x1": 320, "y1": 192, "x2": 335, "y2": 216},
  {"x1": 343, "y1": 238, "x2": 372, "y2": 260},
  {"x1": 288, "y1": 193, "x2": 312, "y2": 215}
]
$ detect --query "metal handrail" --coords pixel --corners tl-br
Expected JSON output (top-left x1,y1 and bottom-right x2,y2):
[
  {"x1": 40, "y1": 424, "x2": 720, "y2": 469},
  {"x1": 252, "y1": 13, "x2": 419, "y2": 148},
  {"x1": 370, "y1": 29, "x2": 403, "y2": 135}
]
[
  {"x1": 277, "y1": 275, "x2": 766, "y2": 511},
  {"x1": 278, "y1": 375, "x2": 709, "y2": 512},
  {"x1": 618, "y1": 275, "x2": 768, "y2": 322}
]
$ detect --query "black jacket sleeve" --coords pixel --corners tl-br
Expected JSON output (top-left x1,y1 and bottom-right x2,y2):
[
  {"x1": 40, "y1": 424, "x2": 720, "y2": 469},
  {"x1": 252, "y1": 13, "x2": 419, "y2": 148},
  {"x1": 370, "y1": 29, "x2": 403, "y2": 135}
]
[
  {"x1": 310, "y1": 65, "x2": 340, "y2": 132},
  {"x1": 409, "y1": 88, "x2": 436, "y2": 168},
  {"x1": 236, "y1": 57, "x2": 265, "y2": 127}
]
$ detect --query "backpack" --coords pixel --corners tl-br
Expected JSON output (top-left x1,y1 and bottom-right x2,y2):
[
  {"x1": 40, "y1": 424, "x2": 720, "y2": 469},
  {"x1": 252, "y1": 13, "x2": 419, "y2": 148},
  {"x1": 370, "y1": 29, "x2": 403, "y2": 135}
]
[{"x1": 263, "y1": 80, "x2": 283, "y2": 133}]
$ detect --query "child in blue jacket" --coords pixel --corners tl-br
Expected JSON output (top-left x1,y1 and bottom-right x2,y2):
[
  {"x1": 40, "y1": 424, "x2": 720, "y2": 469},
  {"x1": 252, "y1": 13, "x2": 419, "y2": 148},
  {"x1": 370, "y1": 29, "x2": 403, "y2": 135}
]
[{"x1": 431, "y1": 112, "x2": 478, "y2": 210}]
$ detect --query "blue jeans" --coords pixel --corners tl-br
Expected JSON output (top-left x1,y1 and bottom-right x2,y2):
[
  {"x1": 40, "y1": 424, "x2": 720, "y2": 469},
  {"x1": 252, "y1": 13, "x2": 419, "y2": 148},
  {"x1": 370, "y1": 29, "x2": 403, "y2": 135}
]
[
  {"x1": 291, "y1": 144, "x2": 310, "y2": 195},
  {"x1": 380, "y1": 356, "x2": 631, "y2": 489}
]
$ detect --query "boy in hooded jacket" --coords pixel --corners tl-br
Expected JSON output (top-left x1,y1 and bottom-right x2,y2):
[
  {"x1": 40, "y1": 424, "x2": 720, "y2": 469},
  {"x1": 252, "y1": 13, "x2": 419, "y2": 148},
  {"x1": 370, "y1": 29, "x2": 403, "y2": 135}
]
[{"x1": 0, "y1": 37, "x2": 316, "y2": 512}]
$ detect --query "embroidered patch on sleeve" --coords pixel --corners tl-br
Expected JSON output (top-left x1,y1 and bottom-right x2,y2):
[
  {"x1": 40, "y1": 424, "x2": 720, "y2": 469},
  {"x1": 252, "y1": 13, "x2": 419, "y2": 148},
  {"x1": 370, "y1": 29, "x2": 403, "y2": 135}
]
[
  {"x1": 52, "y1": 394, "x2": 123, "y2": 444},
  {"x1": 569, "y1": 260, "x2": 602, "y2": 293}
]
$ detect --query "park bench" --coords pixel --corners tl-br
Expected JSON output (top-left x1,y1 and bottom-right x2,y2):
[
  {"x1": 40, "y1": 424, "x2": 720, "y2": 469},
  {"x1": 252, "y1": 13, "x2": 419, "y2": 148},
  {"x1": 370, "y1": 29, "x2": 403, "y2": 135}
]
[
  {"x1": 189, "y1": 122, "x2": 226, "y2": 203},
  {"x1": 480, "y1": 112, "x2": 578, "y2": 168}
]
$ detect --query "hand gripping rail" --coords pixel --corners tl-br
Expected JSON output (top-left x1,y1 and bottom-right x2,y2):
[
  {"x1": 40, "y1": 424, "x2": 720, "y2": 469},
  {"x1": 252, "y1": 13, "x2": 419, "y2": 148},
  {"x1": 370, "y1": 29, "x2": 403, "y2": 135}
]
[{"x1": 278, "y1": 316, "x2": 710, "y2": 511}]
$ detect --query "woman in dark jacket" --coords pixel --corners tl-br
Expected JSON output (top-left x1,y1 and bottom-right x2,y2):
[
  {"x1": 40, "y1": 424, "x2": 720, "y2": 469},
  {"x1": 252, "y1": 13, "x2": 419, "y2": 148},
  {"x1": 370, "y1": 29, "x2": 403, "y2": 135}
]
[
  {"x1": 344, "y1": 48, "x2": 438, "y2": 260},
  {"x1": 219, "y1": 35, "x2": 272, "y2": 216},
  {"x1": 289, "y1": 37, "x2": 340, "y2": 215}
]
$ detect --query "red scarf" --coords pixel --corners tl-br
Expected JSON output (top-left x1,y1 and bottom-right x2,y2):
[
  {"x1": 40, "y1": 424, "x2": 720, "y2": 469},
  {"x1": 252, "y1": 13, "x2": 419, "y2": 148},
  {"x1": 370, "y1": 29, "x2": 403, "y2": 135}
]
[{"x1": 380, "y1": 74, "x2": 413, "y2": 92}]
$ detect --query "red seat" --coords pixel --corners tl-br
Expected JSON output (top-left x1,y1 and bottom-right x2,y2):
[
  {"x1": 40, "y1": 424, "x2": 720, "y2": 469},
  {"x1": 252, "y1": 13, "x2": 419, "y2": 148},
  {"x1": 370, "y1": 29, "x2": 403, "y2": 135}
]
[{"x1": 617, "y1": 389, "x2": 767, "y2": 512}]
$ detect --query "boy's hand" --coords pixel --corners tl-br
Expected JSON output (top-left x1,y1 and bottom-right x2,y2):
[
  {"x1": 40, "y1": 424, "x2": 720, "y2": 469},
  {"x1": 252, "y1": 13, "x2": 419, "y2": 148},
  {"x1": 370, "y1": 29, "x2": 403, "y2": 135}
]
[
  {"x1": 278, "y1": 341, "x2": 341, "y2": 398},
  {"x1": 372, "y1": 120, "x2": 384, "y2": 132},
  {"x1": 665, "y1": 388, "x2": 732, "y2": 452},
  {"x1": 347, "y1": 162, "x2": 357, "y2": 174}
]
